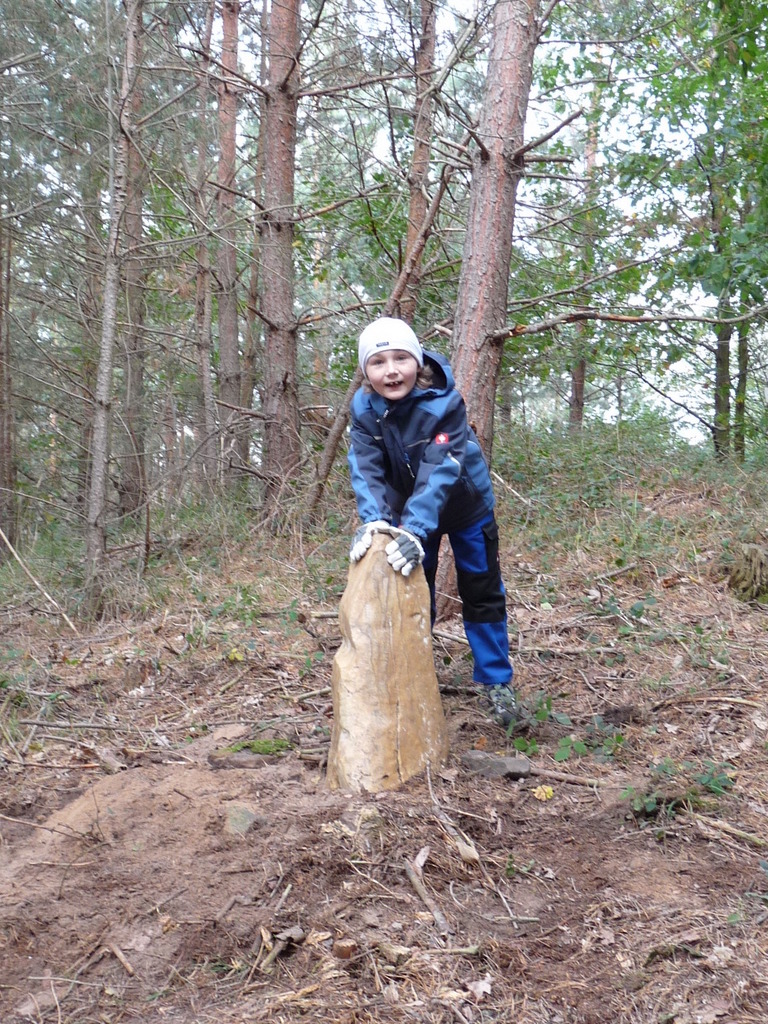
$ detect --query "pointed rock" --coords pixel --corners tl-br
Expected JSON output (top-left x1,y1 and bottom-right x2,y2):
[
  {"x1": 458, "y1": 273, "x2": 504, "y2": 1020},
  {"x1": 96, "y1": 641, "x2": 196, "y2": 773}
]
[{"x1": 327, "y1": 533, "x2": 449, "y2": 792}]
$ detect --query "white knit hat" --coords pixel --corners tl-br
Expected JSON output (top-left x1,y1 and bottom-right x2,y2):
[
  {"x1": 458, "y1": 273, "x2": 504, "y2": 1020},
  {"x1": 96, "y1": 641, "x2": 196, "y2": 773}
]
[{"x1": 358, "y1": 317, "x2": 424, "y2": 373}]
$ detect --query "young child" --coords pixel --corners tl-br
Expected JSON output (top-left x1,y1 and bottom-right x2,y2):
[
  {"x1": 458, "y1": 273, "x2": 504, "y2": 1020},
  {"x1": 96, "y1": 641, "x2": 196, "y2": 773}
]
[{"x1": 347, "y1": 315, "x2": 517, "y2": 727}]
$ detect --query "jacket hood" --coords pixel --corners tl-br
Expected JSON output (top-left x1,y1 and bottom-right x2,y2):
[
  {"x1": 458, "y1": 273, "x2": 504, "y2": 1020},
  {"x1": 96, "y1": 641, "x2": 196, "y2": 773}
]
[{"x1": 423, "y1": 349, "x2": 453, "y2": 392}]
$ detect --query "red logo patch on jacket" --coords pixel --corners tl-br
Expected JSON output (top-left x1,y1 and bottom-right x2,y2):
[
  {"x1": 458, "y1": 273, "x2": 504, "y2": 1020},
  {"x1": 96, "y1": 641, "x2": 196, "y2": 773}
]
[{"x1": 434, "y1": 433, "x2": 449, "y2": 445}]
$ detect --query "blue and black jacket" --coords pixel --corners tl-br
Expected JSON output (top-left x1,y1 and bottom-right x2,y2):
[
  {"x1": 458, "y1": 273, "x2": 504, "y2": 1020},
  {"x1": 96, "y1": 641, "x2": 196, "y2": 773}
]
[{"x1": 348, "y1": 350, "x2": 496, "y2": 541}]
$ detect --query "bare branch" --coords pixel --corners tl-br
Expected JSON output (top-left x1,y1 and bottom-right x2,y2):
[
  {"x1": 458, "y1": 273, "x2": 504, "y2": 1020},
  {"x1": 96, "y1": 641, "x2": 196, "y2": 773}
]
[
  {"x1": 513, "y1": 107, "x2": 585, "y2": 160},
  {"x1": 501, "y1": 304, "x2": 768, "y2": 340}
]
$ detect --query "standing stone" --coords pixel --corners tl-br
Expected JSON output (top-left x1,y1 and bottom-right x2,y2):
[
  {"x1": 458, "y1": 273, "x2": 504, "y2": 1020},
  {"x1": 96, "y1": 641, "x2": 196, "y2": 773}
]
[{"x1": 327, "y1": 533, "x2": 449, "y2": 793}]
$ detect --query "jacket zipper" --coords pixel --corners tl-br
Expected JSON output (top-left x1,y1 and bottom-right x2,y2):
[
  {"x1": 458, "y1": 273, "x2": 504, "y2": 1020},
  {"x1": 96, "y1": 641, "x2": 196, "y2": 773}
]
[{"x1": 382, "y1": 409, "x2": 415, "y2": 481}]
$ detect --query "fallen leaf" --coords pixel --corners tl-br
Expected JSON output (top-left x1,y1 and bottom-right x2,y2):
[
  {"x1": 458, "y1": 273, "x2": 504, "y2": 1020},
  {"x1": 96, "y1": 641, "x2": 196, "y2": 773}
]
[
  {"x1": 414, "y1": 845, "x2": 430, "y2": 871},
  {"x1": 705, "y1": 945, "x2": 735, "y2": 968},
  {"x1": 694, "y1": 998, "x2": 732, "y2": 1023},
  {"x1": 382, "y1": 982, "x2": 400, "y2": 1004},
  {"x1": 455, "y1": 838, "x2": 480, "y2": 865},
  {"x1": 532, "y1": 784, "x2": 554, "y2": 801},
  {"x1": 464, "y1": 974, "x2": 493, "y2": 1001},
  {"x1": 377, "y1": 941, "x2": 412, "y2": 965},
  {"x1": 595, "y1": 924, "x2": 615, "y2": 945}
]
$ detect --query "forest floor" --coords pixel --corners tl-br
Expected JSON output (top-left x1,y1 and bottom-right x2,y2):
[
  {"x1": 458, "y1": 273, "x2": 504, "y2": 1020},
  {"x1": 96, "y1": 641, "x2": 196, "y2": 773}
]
[{"x1": 2, "y1": 473, "x2": 768, "y2": 1024}]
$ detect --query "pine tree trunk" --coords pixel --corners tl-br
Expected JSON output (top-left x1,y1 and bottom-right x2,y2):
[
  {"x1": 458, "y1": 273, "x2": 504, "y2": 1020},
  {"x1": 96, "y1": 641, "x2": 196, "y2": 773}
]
[
  {"x1": 450, "y1": 0, "x2": 540, "y2": 459},
  {"x1": 569, "y1": 95, "x2": 598, "y2": 432},
  {"x1": 76, "y1": 177, "x2": 106, "y2": 516},
  {"x1": 399, "y1": 0, "x2": 436, "y2": 323},
  {"x1": 217, "y1": 0, "x2": 242, "y2": 477},
  {"x1": 193, "y1": 1, "x2": 220, "y2": 490},
  {"x1": 436, "y1": 0, "x2": 539, "y2": 620},
  {"x1": 119, "y1": 31, "x2": 147, "y2": 517},
  {"x1": 261, "y1": 0, "x2": 302, "y2": 506},
  {"x1": 84, "y1": 0, "x2": 142, "y2": 606},
  {"x1": 568, "y1": 356, "x2": 586, "y2": 431},
  {"x1": 240, "y1": 0, "x2": 268, "y2": 472},
  {"x1": 0, "y1": 222, "x2": 16, "y2": 558},
  {"x1": 162, "y1": 392, "x2": 181, "y2": 501}
]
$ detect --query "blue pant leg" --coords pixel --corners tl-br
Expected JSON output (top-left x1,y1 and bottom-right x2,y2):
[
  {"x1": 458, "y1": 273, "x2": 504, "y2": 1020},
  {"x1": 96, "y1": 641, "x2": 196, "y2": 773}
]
[{"x1": 449, "y1": 515, "x2": 513, "y2": 686}]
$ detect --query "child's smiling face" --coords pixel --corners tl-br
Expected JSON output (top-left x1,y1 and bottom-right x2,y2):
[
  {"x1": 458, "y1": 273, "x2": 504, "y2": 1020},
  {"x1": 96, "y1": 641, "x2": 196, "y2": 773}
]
[{"x1": 365, "y1": 349, "x2": 420, "y2": 401}]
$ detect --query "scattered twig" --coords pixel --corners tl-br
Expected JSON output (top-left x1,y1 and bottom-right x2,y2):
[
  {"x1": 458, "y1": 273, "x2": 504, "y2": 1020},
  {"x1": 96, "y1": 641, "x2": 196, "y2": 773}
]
[
  {"x1": 490, "y1": 469, "x2": 535, "y2": 508},
  {"x1": 418, "y1": 945, "x2": 481, "y2": 956},
  {"x1": 108, "y1": 943, "x2": 134, "y2": 976},
  {"x1": 447, "y1": 1003, "x2": 472, "y2": 1024},
  {"x1": 689, "y1": 813, "x2": 767, "y2": 849},
  {"x1": 433, "y1": 628, "x2": 469, "y2": 646},
  {"x1": 3, "y1": 760, "x2": 100, "y2": 770},
  {"x1": 0, "y1": 712, "x2": 23, "y2": 760},
  {"x1": 273, "y1": 882, "x2": 292, "y2": 914},
  {"x1": 215, "y1": 894, "x2": 253, "y2": 923},
  {"x1": 591, "y1": 563, "x2": 639, "y2": 582},
  {"x1": 426, "y1": 766, "x2": 539, "y2": 926},
  {"x1": 216, "y1": 665, "x2": 252, "y2": 696},
  {"x1": 403, "y1": 858, "x2": 453, "y2": 936},
  {"x1": 529, "y1": 765, "x2": 610, "y2": 788},
  {"x1": 0, "y1": 811, "x2": 90, "y2": 841},
  {"x1": 49, "y1": 977, "x2": 62, "y2": 1022},
  {"x1": 17, "y1": 719, "x2": 119, "y2": 731},
  {"x1": 143, "y1": 887, "x2": 188, "y2": 915},
  {"x1": 346, "y1": 859, "x2": 411, "y2": 901},
  {"x1": 652, "y1": 694, "x2": 766, "y2": 712},
  {"x1": 432, "y1": 628, "x2": 618, "y2": 659},
  {"x1": 294, "y1": 686, "x2": 331, "y2": 701}
]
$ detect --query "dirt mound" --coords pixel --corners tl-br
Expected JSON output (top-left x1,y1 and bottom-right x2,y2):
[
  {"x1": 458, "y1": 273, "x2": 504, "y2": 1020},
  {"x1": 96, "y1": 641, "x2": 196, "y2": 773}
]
[{"x1": 2, "y1": 735, "x2": 355, "y2": 1020}]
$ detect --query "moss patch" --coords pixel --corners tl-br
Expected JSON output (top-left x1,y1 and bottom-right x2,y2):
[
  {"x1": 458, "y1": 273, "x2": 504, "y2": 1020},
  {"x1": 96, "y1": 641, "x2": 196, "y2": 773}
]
[{"x1": 223, "y1": 738, "x2": 293, "y2": 756}]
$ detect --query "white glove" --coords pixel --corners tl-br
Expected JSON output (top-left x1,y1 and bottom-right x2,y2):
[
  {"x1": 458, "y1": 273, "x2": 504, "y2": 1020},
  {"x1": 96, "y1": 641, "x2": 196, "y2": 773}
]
[
  {"x1": 349, "y1": 520, "x2": 391, "y2": 562},
  {"x1": 384, "y1": 527, "x2": 425, "y2": 577}
]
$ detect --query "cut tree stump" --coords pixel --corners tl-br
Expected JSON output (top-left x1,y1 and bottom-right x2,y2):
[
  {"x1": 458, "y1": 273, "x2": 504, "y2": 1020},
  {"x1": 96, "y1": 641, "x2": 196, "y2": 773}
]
[{"x1": 327, "y1": 532, "x2": 449, "y2": 793}]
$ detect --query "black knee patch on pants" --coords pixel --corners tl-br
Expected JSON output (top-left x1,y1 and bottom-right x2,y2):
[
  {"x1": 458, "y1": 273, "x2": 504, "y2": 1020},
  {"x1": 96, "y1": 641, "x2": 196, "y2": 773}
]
[{"x1": 457, "y1": 520, "x2": 506, "y2": 623}]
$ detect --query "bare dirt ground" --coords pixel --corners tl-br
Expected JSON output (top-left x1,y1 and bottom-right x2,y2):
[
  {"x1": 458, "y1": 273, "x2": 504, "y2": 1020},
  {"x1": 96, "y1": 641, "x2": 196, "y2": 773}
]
[{"x1": 2, "y1": 497, "x2": 768, "y2": 1024}]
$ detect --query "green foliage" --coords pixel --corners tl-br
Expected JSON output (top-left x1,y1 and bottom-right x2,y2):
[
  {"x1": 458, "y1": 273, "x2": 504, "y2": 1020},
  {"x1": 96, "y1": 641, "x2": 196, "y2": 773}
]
[
  {"x1": 553, "y1": 715, "x2": 625, "y2": 763},
  {"x1": 622, "y1": 757, "x2": 736, "y2": 820},
  {"x1": 694, "y1": 759, "x2": 737, "y2": 796},
  {"x1": 505, "y1": 856, "x2": 536, "y2": 879},
  {"x1": 503, "y1": 686, "x2": 624, "y2": 763},
  {"x1": 493, "y1": 419, "x2": 717, "y2": 572},
  {"x1": 509, "y1": 689, "x2": 563, "y2": 732},
  {"x1": 0, "y1": 648, "x2": 28, "y2": 691},
  {"x1": 554, "y1": 735, "x2": 589, "y2": 762},
  {"x1": 496, "y1": 418, "x2": 768, "y2": 602},
  {"x1": 511, "y1": 735, "x2": 539, "y2": 756},
  {"x1": 223, "y1": 738, "x2": 293, "y2": 756},
  {"x1": 204, "y1": 586, "x2": 262, "y2": 625}
]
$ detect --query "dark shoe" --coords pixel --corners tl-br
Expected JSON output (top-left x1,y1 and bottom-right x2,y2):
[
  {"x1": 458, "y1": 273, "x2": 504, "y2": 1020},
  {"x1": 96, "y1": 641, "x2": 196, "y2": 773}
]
[{"x1": 485, "y1": 684, "x2": 518, "y2": 728}]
